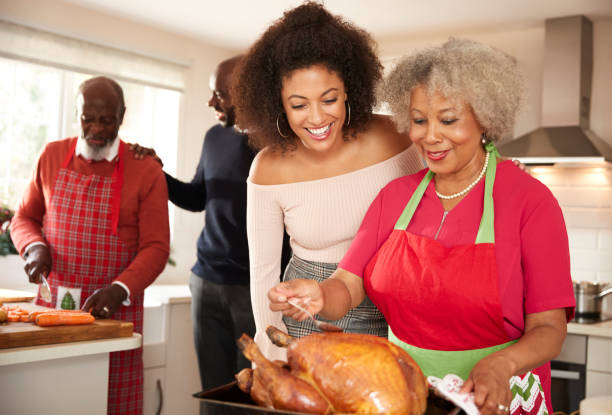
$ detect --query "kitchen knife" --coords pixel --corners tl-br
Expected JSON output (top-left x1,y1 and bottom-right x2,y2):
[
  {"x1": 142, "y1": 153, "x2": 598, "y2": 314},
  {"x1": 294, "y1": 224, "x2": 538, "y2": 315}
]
[{"x1": 39, "y1": 274, "x2": 52, "y2": 302}]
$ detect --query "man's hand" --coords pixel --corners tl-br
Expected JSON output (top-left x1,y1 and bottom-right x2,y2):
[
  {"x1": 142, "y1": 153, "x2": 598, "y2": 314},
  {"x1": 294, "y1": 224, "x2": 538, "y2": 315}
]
[
  {"x1": 128, "y1": 143, "x2": 163, "y2": 166},
  {"x1": 24, "y1": 245, "x2": 52, "y2": 284},
  {"x1": 82, "y1": 284, "x2": 127, "y2": 318},
  {"x1": 511, "y1": 158, "x2": 528, "y2": 172}
]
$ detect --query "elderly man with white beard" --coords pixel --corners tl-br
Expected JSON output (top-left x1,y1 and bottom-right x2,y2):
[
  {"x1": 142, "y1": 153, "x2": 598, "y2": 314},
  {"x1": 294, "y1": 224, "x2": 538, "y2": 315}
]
[{"x1": 11, "y1": 76, "x2": 170, "y2": 415}]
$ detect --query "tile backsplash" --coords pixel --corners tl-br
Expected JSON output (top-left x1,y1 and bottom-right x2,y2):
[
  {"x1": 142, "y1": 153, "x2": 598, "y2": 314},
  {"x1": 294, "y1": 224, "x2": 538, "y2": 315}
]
[{"x1": 530, "y1": 164, "x2": 612, "y2": 311}]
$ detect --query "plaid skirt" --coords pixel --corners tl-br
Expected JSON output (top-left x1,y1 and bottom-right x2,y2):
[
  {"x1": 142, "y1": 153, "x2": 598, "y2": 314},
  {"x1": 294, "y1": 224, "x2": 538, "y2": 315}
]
[{"x1": 282, "y1": 255, "x2": 388, "y2": 339}]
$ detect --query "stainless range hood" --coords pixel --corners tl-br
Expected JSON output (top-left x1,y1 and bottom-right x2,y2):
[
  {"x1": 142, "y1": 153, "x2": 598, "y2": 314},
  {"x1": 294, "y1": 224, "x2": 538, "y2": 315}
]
[{"x1": 498, "y1": 15, "x2": 612, "y2": 164}]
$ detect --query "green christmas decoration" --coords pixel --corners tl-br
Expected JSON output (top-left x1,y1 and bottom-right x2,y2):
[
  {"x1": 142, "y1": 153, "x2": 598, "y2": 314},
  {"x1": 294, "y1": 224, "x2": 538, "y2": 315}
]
[
  {"x1": 61, "y1": 291, "x2": 76, "y2": 310},
  {"x1": 0, "y1": 203, "x2": 18, "y2": 256}
]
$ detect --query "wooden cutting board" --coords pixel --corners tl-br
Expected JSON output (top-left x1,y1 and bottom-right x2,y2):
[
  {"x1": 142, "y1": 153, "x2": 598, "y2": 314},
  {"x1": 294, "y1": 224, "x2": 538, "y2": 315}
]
[
  {"x1": 0, "y1": 317, "x2": 134, "y2": 349},
  {"x1": 0, "y1": 288, "x2": 36, "y2": 303}
]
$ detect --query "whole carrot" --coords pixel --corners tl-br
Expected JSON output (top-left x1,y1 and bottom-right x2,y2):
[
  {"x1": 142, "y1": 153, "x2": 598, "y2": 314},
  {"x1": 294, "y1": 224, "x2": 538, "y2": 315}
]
[
  {"x1": 27, "y1": 309, "x2": 86, "y2": 322},
  {"x1": 36, "y1": 312, "x2": 95, "y2": 326}
]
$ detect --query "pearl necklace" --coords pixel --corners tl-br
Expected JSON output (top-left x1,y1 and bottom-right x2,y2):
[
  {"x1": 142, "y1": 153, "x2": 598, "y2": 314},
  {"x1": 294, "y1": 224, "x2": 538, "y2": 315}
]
[{"x1": 435, "y1": 152, "x2": 490, "y2": 200}]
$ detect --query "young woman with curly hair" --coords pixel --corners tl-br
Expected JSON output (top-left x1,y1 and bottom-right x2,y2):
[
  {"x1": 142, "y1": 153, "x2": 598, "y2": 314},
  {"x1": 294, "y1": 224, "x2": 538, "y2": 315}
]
[
  {"x1": 270, "y1": 38, "x2": 575, "y2": 415},
  {"x1": 232, "y1": 2, "x2": 424, "y2": 361}
]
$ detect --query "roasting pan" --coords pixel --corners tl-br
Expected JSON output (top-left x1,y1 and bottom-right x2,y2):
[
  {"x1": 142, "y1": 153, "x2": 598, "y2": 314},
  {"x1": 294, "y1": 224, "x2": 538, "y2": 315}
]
[{"x1": 194, "y1": 381, "x2": 462, "y2": 415}]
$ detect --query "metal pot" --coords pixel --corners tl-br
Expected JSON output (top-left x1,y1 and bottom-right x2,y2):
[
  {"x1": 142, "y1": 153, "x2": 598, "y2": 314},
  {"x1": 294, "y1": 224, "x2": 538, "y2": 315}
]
[{"x1": 573, "y1": 281, "x2": 612, "y2": 317}]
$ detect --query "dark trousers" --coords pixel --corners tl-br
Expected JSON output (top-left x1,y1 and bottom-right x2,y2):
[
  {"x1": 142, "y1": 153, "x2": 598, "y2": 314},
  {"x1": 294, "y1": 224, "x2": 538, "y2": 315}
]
[{"x1": 189, "y1": 273, "x2": 255, "y2": 390}]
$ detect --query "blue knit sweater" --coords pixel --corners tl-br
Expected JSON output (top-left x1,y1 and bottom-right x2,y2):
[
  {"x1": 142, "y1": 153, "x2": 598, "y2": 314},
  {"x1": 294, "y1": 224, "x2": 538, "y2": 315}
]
[{"x1": 165, "y1": 125, "x2": 255, "y2": 285}]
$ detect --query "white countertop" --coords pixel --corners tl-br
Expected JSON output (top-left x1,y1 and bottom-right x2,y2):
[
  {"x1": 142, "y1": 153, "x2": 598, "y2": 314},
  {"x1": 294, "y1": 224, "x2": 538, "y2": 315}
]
[
  {"x1": 568, "y1": 318, "x2": 612, "y2": 338},
  {"x1": 144, "y1": 284, "x2": 191, "y2": 306},
  {"x1": 0, "y1": 333, "x2": 141, "y2": 366}
]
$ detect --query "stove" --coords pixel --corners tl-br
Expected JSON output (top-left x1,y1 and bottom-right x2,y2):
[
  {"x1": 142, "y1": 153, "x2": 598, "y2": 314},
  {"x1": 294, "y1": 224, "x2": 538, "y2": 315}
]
[{"x1": 571, "y1": 312, "x2": 612, "y2": 324}]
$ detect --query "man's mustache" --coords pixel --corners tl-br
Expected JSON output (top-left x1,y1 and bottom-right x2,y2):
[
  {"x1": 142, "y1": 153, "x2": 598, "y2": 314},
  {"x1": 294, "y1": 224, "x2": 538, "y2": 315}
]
[{"x1": 83, "y1": 135, "x2": 114, "y2": 146}]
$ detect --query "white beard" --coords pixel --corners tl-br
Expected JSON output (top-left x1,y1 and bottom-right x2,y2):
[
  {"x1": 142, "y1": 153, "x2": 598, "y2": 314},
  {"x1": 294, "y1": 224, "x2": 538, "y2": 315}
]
[{"x1": 76, "y1": 135, "x2": 117, "y2": 161}]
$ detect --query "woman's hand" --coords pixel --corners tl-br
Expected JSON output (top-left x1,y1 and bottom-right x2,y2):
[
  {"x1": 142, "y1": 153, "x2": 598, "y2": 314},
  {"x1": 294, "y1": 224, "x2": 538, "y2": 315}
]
[
  {"x1": 460, "y1": 353, "x2": 513, "y2": 415},
  {"x1": 268, "y1": 279, "x2": 323, "y2": 321},
  {"x1": 459, "y1": 309, "x2": 567, "y2": 415}
]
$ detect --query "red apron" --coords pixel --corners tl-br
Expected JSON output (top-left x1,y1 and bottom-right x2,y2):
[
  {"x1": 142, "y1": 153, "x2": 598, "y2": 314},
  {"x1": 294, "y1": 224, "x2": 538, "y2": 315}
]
[
  {"x1": 37, "y1": 138, "x2": 143, "y2": 415},
  {"x1": 364, "y1": 144, "x2": 550, "y2": 414}
]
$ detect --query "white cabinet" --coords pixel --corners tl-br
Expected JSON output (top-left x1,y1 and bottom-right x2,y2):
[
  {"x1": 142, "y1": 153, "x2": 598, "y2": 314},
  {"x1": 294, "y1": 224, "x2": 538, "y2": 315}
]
[
  {"x1": 142, "y1": 286, "x2": 200, "y2": 415},
  {"x1": 586, "y1": 337, "x2": 612, "y2": 397},
  {"x1": 164, "y1": 302, "x2": 200, "y2": 414},
  {"x1": 144, "y1": 367, "x2": 165, "y2": 415}
]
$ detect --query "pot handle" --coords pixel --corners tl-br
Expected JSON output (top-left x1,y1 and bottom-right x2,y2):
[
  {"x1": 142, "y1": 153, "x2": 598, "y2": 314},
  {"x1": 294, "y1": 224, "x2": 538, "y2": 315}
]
[{"x1": 597, "y1": 287, "x2": 612, "y2": 299}]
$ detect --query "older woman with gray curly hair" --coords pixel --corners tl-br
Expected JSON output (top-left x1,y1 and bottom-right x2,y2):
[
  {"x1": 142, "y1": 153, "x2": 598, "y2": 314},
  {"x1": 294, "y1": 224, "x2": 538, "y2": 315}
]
[{"x1": 269, "y1": 38, "x2": 574, "y2": 415}]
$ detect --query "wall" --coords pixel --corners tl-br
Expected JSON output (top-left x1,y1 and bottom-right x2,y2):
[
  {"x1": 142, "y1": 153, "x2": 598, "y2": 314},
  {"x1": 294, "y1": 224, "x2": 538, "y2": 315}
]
[
  {"x1": 0, "y1": 0, "x2": 238, "y2": 285},
  {"x1": 378, "y1": 26, "x2": 545, "y2": 139},
  {"x1": 530, "y1": 165, "x2": 612, "y2": 287},
  {"x1": 378, "y1": 20, "x2": 612, "y2": 308}
]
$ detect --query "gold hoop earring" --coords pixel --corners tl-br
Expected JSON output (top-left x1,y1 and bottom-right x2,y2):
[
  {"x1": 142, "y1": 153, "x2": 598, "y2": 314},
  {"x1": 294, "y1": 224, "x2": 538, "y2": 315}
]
[
  {"x1": 345, "y1": 100, "x2": 351, "y2": 127},
  {"x1": 276, "y1": 113, "x2": 289, "y2": 138}
]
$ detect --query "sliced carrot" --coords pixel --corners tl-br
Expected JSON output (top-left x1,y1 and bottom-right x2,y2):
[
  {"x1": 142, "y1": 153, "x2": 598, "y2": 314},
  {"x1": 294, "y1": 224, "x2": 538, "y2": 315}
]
[
  {"x1": 7, "y1": 313, "x2": 21, "y2": 322},
  {"x1": 36, "y1": 312, "x2": 95, "y2": 326},
  {"x1": 19, "y1": 314, "x2": 30, "y2": 322}
]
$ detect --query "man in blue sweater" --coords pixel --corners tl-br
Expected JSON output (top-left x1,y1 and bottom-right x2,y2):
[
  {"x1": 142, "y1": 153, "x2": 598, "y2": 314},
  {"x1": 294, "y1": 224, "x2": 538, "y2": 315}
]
[{"x1": 133, "y1": 55, "x2": 289, "y2": 389}]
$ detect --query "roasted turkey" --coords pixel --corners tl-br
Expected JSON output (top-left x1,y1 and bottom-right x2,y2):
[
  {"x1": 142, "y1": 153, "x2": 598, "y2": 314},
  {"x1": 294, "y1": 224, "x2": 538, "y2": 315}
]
[{"x1": 236, "y1": 326, "x2": 428, "y2": 415}]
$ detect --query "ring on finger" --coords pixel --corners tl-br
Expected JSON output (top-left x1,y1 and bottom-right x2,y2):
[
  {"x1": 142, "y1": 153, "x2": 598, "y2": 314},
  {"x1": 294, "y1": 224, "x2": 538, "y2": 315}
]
[
  {"x1": 497, "y1": 404, "x2": 510, "y2": 412},
  {"x1": 103, "y1": 306, "x2": 110, "y2": 313}
]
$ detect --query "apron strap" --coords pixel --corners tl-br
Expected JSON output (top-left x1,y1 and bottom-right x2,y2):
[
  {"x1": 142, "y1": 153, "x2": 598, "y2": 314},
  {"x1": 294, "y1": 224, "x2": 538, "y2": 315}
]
[
  {"x1": 110, "y1": 140, "x2": 125, "y2": 235},
  {"x1": 392, "y1": 143, "x2": 500, "y2": 245},
  {"x1": 475, "y1": 142, "x2": 499, "y2": 244},
  {"x1": 61, "y1": 138, "x2": 79, "y2": 169},
  {"x1": 393, "y1": 170, "x2": 434, "y2": 230}
]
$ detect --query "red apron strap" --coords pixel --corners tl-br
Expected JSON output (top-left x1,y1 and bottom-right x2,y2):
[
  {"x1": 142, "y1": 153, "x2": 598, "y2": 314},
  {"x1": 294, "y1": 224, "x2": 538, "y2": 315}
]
[
  {"x1": 110, "y1": 140, "x2": 125, "y2": 235},
  {"x1": 60, "y1": 137, "x2": 79, "y2": 169}
]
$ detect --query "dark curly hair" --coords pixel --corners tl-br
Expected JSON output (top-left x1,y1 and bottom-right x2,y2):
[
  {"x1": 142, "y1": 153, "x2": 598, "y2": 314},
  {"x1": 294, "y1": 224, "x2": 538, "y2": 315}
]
[{"x1": 232, "y1": 1, "x2": 382, "y2": 151}]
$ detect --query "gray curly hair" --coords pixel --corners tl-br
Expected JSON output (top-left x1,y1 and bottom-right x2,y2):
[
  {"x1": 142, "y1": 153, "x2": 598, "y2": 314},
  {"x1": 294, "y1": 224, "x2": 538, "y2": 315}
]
[{"x1": 381, "y1": 38, "x2": 525, "y2": 142}]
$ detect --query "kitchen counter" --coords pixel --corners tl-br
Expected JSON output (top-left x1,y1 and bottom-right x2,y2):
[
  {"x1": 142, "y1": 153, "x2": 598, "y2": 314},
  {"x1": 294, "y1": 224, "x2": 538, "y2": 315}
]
[
  {"x1": 0, "y1": 332, "x2": 141, "y2": 365},
  {"x1": 145, "y1": 284, "x2": 191, "y2": 305},
  {"x1": 0, "y1": 300, "x2": 141, "y2": 415},
  {"x1": 568, "y1": 314, "x2": 612, "y2": 338},
  {"x1": 0, "y1": 333, "x2": 141, "y2": 415}
]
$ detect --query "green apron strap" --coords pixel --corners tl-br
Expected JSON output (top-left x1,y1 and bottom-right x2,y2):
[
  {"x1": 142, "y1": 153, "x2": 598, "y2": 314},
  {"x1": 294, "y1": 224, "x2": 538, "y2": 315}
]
[
  {"x1": 393, "y1": 143, "x2": 499, "y2": 239},
  {"x1": 394, "y1": 170, "x2": 434, "y2": 230},
  {"x1": 475, "y1": 142, "x2": 499, "y2": 244}
]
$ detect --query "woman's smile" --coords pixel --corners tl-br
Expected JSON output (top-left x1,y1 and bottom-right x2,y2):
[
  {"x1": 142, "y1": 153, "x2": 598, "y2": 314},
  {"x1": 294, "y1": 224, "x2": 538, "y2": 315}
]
[
  {"x1": 425, "y1": 149, "x2": 450, "y2": 161},
  {"x1": 306, "y1": 122, "x2": 334, "y2": 140}
]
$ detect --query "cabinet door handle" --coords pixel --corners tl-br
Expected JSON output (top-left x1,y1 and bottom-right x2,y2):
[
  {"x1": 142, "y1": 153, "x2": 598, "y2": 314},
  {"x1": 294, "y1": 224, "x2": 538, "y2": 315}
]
[
  {"x1": 156, "y1": 379, "x2": 164, "y2": 415},
  {"x1": 550, "y1": 369, "x2": 581, "y2": 380}
]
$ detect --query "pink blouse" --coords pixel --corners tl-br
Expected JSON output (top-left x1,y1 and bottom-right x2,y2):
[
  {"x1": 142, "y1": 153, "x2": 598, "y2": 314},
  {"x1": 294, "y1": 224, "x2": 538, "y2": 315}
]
[{"x1": 339, "y1": 161, "x2": 575, "y2": 339}]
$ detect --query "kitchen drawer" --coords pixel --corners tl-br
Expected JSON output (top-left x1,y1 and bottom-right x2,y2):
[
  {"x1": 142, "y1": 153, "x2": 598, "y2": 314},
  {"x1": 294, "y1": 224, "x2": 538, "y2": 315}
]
[
  {"x1": 143, "y1": 341, "x2": 166, "y2": 369},
  {"x1": 586, "y1": 337, "x2": 612, "y2": 372},
  {"x1": 585, "y1": 370, "x2": 612, "y2": 397},
  {"x1": 558, "y1": 333, "x2": 587, "y2": 364}
]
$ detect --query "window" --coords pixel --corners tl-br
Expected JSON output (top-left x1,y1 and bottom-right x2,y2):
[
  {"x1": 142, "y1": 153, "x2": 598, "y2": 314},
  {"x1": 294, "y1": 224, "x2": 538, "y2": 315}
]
[{"x1": 0, "y1": 56, "x2": 181, "y2": 209}]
